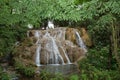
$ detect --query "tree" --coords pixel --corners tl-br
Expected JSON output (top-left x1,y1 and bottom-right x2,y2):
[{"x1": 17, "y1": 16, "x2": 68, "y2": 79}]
[
  {"x1": 79, "y1": 0, "x2": 120, "y2": 70},
  {"x1": 0, "y1": 0, "x2": 85, "y2": 57}
]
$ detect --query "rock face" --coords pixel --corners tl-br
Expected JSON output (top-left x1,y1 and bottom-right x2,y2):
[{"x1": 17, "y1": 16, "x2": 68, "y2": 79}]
[
  {"x1": 14, "y1": 27, "x2": 90, "y2": 67},
  {"x1": 80, "y1": 28, "x2": 92, "y2": 47}
]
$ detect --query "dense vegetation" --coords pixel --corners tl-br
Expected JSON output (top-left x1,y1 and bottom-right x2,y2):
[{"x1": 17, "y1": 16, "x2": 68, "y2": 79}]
[{"x1": 0, "y1": 0, "x2": 120, "y2": 80}]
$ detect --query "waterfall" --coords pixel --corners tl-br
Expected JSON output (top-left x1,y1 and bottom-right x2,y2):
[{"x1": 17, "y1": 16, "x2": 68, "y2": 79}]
[
  {"x1": 35, "y1": 45, "x2": 41, "y2": 66},
  {"x1": 44, "y1": 32, "x2": 55, "y2": 64},
  {"x1": 35, "y1": 31, "x2": 39, "y2": 38},
  {"x1": 35, "y1": 31, "x2": 40, "y2": 44},
  {"x1": 51, "y1": 38, "x2": 65, "y2": 64},
  {"x1": 34, "y1": 31, "x2": 41, "y2": 66},
  {"x1": 43, "y1": 32, "x2": 65, "y2": 64},
  {"x1": 33, "y1": 28, "x2": 87, "y2": 65},
  {"x1": 61, "y1": 47, "x2": 71, "y2": 64},
  {"x1": 75, "y1": 31, "x2": 87, "y2": 53},
  {"x1": 15, "y1": 27, "x2": 88, "y2": 75}
]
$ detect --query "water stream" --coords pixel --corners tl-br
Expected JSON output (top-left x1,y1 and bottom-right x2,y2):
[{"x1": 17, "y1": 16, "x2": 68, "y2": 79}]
[
  {"x1": 35, "y1": 45, "x2": 41, "y2": 66},
  {"x1": 60, "y1": 46, "x2": 71, "y2": 64},
  {"x1": 51, "y1": 37, "x2": 65, "y2": 64},
  {"x1": 35, "y1": 31, "x2": 41, "y2": 66},
  {"x1": 75, "y1": 31, "x2": 87, "y2": 53}
]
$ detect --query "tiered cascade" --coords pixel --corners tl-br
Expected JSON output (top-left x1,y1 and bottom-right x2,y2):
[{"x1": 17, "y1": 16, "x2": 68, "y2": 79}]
[
  {"x1": 27, "y1": 27, "x2": 87, "y2": 66},
  {"x1": 13, "y1": 27, "x2": 90, "y2": 74}
]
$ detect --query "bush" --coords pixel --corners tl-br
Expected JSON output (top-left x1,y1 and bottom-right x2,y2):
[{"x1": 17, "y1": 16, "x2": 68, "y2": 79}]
[
  {"x1": 0, "y1": 66, "x2": 12, "y2": 80},
  {"x1": 69, "y1": 75, "x2": 79, "y2": 80},
  {"x1": 0, "y1": 25, "x2": 27, "y2": 57},
  {"x1": 14, "y1": 60, "x2": 35, "y2": 77},
  {"x1": 78, "y1": 46, "x2": 119, "y2": 80},
  {"x1": 40, "y1": 71, "x2": 64, "y2": 80}
]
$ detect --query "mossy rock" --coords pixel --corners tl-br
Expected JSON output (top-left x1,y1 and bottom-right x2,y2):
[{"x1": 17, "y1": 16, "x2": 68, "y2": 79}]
[{"x1": 65, "y1": 28, "x2": 77, "y2": 44}]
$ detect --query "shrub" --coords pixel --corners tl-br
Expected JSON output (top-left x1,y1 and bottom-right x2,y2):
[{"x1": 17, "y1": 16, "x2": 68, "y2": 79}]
[
  {"x1": 14, "y1": 60, "x2": 35, "y2": 77},
  {"x1": 40, "y1": 71, "x2": 64, "y2": 80},
  {"x1": 78, "y1": 46, "x2": 119, "y2": 80},
  {"x1": 0, "y1": 66, "x2": 12, "y2": 80}
]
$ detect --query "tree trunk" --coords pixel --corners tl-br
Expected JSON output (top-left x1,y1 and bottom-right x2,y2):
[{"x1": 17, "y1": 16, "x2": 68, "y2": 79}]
[
  {"x1": 108, "y1": 36, "x2": 113, "y2": 70},
  {"x1": 111, "y1": 21, "x2": 120, "y2": 71}
]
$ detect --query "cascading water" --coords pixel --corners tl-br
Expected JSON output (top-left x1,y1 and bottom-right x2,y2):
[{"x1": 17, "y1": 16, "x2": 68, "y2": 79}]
[
  {"x1": 35, "y1": 31, "x2": 41, "y2": 66},
  {"x1": 15, "y1": 27, "x2": 88, "y2": 74},
  {"x1": 33, "y1": 28, "x2": 87, "y2": 66},
  {"x1": 35, "y1": 31, "x2": 40, "y2": 38},
  {"x1": 51, "y1": 38, "x2": 65, "y2": 64},
  {"x1": 60, "y1": 47, "x2": 71, "y2": 64},
  {"x1": 43, "y1": 32, "x2": 65, "y2": 65},
  {"x1": 75, "y1": 31, "x2": 87, "y2": 53},
  {"x1": 35, "y1": 45, "x2": 41, "y2": 66},
  {"x1": 35, "y1": 31, "x2": 40, "y2": 44}
]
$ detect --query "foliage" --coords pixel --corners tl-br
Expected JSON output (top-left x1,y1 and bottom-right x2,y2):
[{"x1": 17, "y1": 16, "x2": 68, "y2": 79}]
[
  {"x1": 14, "y1": 60, "x2": 35, "y2": 77},
  {"x1": 0, "y1": 25, "x2": 27, "y2": 57},
  {"x1": 40, "y1": 71, "x2": 80, "y2": 80},
  {"x1": 79, "y1": 0, "x2": 120, "y2": 75},
  {"x1": 81, "y1": 0, "x2": 120, "y2": 45},
  {"x1": 78, "y1": 46, "x2": 120, "y2": 80},
  {"x1": 0, "y1": 73, "x2": 12, "y2": 80},
  {"x1": 69, "y1": 75, "x2": 79, "y2": 80},
  {"x1": 80, "y1": 0, "x2": 120, "y2": 70},
  {"x1": 0, "y1": 0, "x2": 83, "y2": 26},
  {"x1": 0, "y1": 0, "x2": 120, "y2": 79},
  {"x1": 0, "y1": 0, "x2": 87, "y2": 57},
  {"x1": 0, "y1": 0, "x2": 31, "y2": 57},
  {"x1": 87, "y1": 46, "x2": 117, "y2": 70},
  {"x1": 40, "y1": 71, "x2": 64, "y2": 80},
  {"x1": 0, "y1": 66, "x2": 12, "y2": 80},
  {"x1": 74, "y1": 0, "x2": 91, "y2": 5},
  {"x1": 79, "y1": 63, "x2": 120, "y2": 80}
]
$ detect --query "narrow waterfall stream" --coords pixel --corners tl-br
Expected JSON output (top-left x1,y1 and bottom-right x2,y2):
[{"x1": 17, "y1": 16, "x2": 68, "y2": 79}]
[
  {"x1": 61, "y1": 47, "x2": 71, "y2": 64},
  {"x1": 35, "y1": 31, "x2": 41, "y2": 66},
  {"x1": 35, "y1": 31, "x2": 40, "y2": 44},
  {"x1": 75, "y1": 31, "x2": 87, "y2": 53},
  {"x1": 35, "y1": 45, "x2": 41, "y2": 66},
  {"x1": 51, "y1": 38, "x2": 65, "y2": 64}
]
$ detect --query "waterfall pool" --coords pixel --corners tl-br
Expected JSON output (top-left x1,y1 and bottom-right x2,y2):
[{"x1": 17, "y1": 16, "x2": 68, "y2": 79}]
[{"x1": 39, "y1": 63, "x2": 79, "y2": 75}]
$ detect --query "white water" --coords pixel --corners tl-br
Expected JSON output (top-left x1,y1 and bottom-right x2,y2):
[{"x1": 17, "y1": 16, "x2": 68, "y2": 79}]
[
  {"x1": 44, "y1": 32, "x2": 65, "y2": 64},
  {"x1": 51, "y1": 38, "x2": 65, "y2": 64},
  {"x1": 61, "y1": 47, "x2": 71, "y2": 64},
  {"x1": 34, "y1": 31, "x2": 41, "y2": 66},
  {"x1": 44, "y1": 32, "x2": 55, "y2": 64},
  {"x1": 35, "y1": 31, "x2": 39, "y2": 38},
  {"x1": 35, "y1": 45, "x2": 41, "y2": 66},
  {"x1": 35, "y1": 31, "x2": 40, "y2": 44},
  {"x1": 33, "y1": 28, "x2": 87, "y2": 66},
  {"x1": 75, "y1": 31, "x2": 87, "y2": 53}
]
